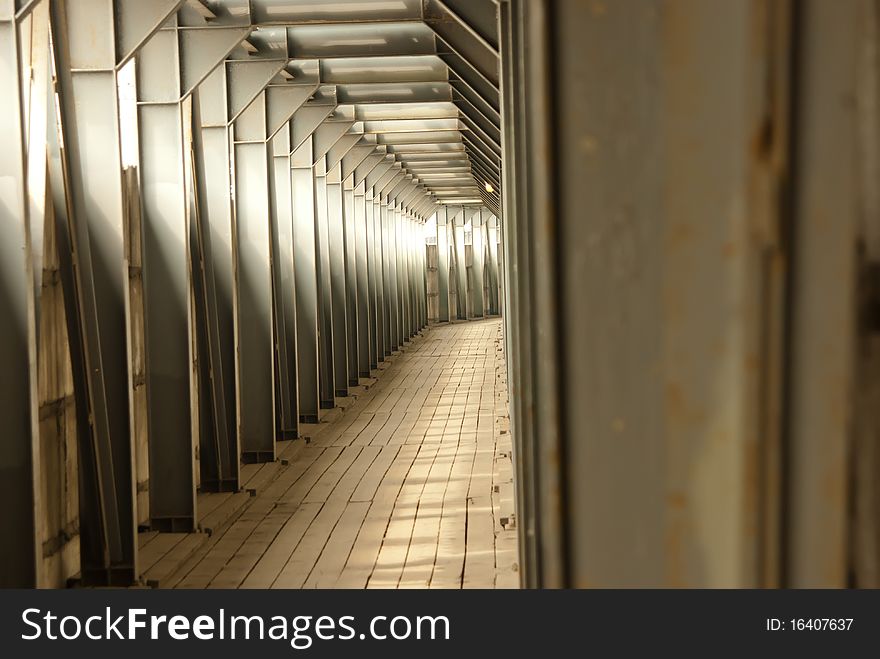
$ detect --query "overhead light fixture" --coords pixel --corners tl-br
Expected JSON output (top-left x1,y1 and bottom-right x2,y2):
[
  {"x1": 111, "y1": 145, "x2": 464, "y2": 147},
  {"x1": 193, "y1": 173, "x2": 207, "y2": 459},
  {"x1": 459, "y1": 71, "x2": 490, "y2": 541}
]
[{"x1": 484, "y1": 182, "x2": 494, "y2": 193}]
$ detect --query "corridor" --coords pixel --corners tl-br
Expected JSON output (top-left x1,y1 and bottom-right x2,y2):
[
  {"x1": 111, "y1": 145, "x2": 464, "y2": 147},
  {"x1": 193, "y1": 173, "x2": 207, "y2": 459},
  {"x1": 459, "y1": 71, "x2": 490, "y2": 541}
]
[{"x1": 136, "y1": 320, "x2": 517, "y2": 589}]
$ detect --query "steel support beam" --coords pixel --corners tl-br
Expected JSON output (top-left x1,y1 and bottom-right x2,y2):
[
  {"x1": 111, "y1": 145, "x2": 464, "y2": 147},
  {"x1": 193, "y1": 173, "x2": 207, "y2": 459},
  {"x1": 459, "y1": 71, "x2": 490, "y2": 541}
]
[
  {"x1": 239, "y1": 70, "x2": 320, "y2": 447},
  {"x1": 314, "y1": 157, "x2": 335, "y2": 409},
  {"x1": 354, "y1": 180, "x2": 371, "y2": 377},
  {"x1": 137, "y1": 15, "x2": 248, "y2": 528},
  {"x1": 380, "y1": 198, "x2": 393, "y2": 356},
  {"x1": 230, "y1": 59, "x2": 287, "y2": 462},
  {"x1": 452, "y1": 208, "x2": 468, "y2": 319},
  {"x1": 470, "y1": 207, "x2": 485, "y2": 318},
  {"x1": 197, "y1": 68, "x2": 235, "y2": 491},
  {"x1": 292, "y1": 137, "x2": 320, "y2": 422},
  {"x1": 47, "y1": 0, "x2": 184, "y2": 586},
  {"x1": 486, "y1": 212, "x2": 500, "y2": 315},
  {"x1": 327, "y1": 162, "x2": 349, "y2": 397},
  {"x1": 0, "y1": 1, "x2": 40, "y2": 588},
  {"x1": 409, "y1": 217, "x2": 419, "y2": 334},
  {"x1": 435, "y1": 206, "x2": 451, "y2": 321},
  {"x1": 311, "y1": 113, "x2": 356, "y2": 409},
  {"x1": 343, "y1": 174, "x2": 361, "y2": 385},
  {"x1": 366, "y1": 189, "x2": 382, "y2": 366},
  {"x1": 137, "y1": 55, "x2": 195, "y2": 531}
]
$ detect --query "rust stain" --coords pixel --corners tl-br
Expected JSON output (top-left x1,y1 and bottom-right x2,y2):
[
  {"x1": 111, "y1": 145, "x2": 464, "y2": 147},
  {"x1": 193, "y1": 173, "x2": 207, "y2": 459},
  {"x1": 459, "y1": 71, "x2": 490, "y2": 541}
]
[
  {"x1": 579, "y1": 135, "x2": 598, "y2": 155},
  {"x1": 750, "y1": 114, "x2": 775, "y2": 164},
  {"x1": 590, "y1": 0, "x2": 607, "y2": 18},
  {"x1": 668, "y1": 221, "x2": 696, "y2": 248},
  {"x1": 666, "y1": 381, "x2": 707, "y2": 427},
  {"x1": 667, "y1": 491, "x2": 687, "y2": 510},
  {"x1": 722, "y1": 240, "x2": 739, "y2": 259}
]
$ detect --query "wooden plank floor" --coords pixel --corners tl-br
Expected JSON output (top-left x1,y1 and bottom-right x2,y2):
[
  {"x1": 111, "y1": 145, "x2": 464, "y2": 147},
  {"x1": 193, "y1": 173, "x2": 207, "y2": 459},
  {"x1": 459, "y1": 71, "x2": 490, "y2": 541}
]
[{"x1": 164, "y1": 319, "x2": 519, "y2": 589}]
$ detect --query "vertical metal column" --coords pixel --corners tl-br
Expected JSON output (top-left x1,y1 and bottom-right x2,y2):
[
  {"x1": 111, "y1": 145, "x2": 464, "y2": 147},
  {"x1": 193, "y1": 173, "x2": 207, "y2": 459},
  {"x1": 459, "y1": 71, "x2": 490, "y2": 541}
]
[
  {"x1": 365, "y1": 189, "x2": 379, "y2": 368},
  {"x1": 785, "y1": 0, "x2": 859, "y2": 587},
  {"x1": 292, "y1": 137, "x2": 320, "y2": 422},
  {"x1": 343, "y1": 175, "x2": 360, "y2": 385},
  {"x1": 422, "y1": 215, "x2": 429, "y2": 329},
  {"x1": 312, "y1": 112, "x2": 355, "y2": 409},
  {"x1": 137, "y1": 15, "x2": 248, "y2": 525},
  {"x1": 380, "y1": 198, "x2": 393, "y2": 356},
  {"x1": 327, "y1": 162, "x2": 349, "y2": 397},
  {"x1": 407, "y1": 213, "x2": 417, "y2": 337},
  {"x1": 486, "y1": 213, "x2": 500, "y2": 315},
  {"x1": 453, "y1": 209, "x2": 468, "y2": 319},
  {"x1": 354, "y1": 152, "x2": 385, "y2": 369},
  {"x1": 396, "y1": 203, "x2": 406, "y2": 344},
  {"x1": 388, "y1": 204, "x2": 401, "y2": 350},
  {"x1": 364, "y1": 156, "x2": 394, "y2": 360},
  {"x1": 400, "y1": 212, "x2": 410, "y2": 339},
  {"x1": 498, "y1": 0, "x2": 541, "y2": 587},
  {"x1": 271, "y1": 125, "x2": 300, "y2": 440},
  {"x1": 436, "y1": 207, "x2": 450, "y2": 322},
  {"x1": 197, "y1": 65, "x2": 238, "y2": 492},
  {"x1": 401, "y1": 207, "x2": 410, "y2": 340},
  {"x1": 263, "y1": 73, "x2": 322, "y2": 443},
  {"x1": 471, "y1": 208, "x2": 485, "y2": 318},
  {"x1": 137, "y1": 13, "x2": 248, "y2": 506},
  {"x1": 406, "y1": 214, "x2": 416, "y2": 337},
  {"x1": 314, "y1": 158, "x2": 335, "y2": 408},
  {"x1": 354, "y1": 181, "x2": 371, "y2": 377},
  {"x1": 417, "y1": 214, "x2": 426, "y2": 331},
  {"x1": 268, "y1": 93, "x2": 318, "y2": 440},
  {"x1": 0, "y1": 0, "x2": 40, "y2": 587},
  {"x1": 48, "y1": 0, "x2": 183, "y2": 586},
  {"x1": 374, "y1": 192, "x2": 388, "y2": 360},
  {"x1": 394, "y1": 206, "x2": 406, "y2": 343},
  {"x1": 137, "y1": 28, "x2": 196, "y2": 529},
  {"x1": 324, "y1": 127, "x2": 365, "y2": 393},
  {"x1": 233, "y1": 75, "x2": 284, "y2": 463},
  {"x1": 287, "y1": 93, "x2": 337, "y2": 423}
]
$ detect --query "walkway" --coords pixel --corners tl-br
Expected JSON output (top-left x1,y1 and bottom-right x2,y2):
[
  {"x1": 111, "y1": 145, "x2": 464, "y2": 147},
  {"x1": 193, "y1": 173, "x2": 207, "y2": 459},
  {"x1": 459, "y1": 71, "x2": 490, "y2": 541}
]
[{"x1": 138, "y1": 319, "x2": 519, "y2": 589}]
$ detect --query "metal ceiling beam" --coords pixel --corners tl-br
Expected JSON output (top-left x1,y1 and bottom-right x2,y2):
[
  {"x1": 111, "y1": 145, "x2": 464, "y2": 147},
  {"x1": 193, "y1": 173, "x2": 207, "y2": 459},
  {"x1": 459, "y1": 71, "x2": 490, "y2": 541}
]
[
  {"x1": 424, "y1": 0, "x2": 499, "y2": 87},
  {"x1": 435, "y1": 0, "x2": 499, "y2": 52}
]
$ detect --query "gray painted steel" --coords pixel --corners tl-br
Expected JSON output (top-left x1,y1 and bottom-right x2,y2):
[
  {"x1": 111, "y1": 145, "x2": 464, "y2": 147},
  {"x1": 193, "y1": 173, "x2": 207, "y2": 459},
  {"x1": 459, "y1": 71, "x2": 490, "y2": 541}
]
[
  {"x1": 292, "y1": 138, "x2": 320, "y2": 423},
  {"x1": 0, "y1": 4, "x2": 40, "y2": 587},
  {"x1": 327, "y1": 163, "x2": 349, "y2": 397}
]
